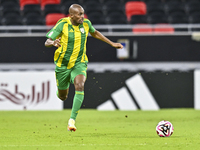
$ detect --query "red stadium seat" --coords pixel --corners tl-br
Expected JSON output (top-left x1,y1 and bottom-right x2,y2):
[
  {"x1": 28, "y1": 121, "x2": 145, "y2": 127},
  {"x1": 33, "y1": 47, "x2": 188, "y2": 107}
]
[
  {"x1": 125, "y1": 1, "x2": 147, "y2": 21},
  {"x1": 45, "y1": 13, "x2": 65, "y2": 26},
  {"x1": 20, "y1": 0, "x2": 40, "y2": 10},
  {"x1": 153, "y1": 24, "x2": 175, "y2": 34},
  {"x1": 132, "y1": 24, "x2": 153, "y2": 34},
  {"x1": 41, "y1": 0, "x2": 60, "y2": 10}
]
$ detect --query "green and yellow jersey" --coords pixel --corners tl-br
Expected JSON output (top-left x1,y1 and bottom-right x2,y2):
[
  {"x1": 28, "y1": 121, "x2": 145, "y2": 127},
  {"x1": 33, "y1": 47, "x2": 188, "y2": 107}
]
[{"x1": 46, "y1": 17, "x2": 95, "y2": 69}]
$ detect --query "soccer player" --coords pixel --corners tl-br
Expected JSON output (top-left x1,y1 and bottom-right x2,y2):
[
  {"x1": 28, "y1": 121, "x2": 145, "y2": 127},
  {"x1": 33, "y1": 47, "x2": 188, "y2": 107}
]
[{"x1": 44, "y1": 4, "x2": 123, "y2": 132}]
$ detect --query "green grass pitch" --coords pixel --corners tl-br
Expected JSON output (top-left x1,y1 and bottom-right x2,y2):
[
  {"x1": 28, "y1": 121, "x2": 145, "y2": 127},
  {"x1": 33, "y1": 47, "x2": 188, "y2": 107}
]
[{"x1": 0, "y1": 109, "x2": 200, "y2": 150}]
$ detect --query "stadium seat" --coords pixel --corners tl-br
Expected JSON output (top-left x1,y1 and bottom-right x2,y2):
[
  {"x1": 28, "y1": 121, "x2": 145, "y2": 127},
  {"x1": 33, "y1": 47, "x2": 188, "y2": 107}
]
[
  {"x1": 44, "y1": 4, "x2": 62, "y2": 16},
  {"x1": 23, "y1": 13, "x2": 45, "y2": 25},
  {"x1": 88, "y1": 12, "x2": 106, "y2": 24},
  {"x1": 132, "y1": 24, "x2": 153, "y2": 34},
  {"x1": 153, "y1": 24, "x2": 174, "y2": 34},
  {"x1": 0, "y1": 16, "x2": 2, "y2": 25},
  {"x1": 168, "y1": 12, "x2": 189, "y2": 24},
  {"x1": 103, "y1": 1, "x2": 124, "y2": 15},
  {"x1": 165, "y1": 1, "x2": 186, "y2": 15},
  {"x1": 147, "y1": 12, "x2": 168, "y2": 24},
  {"x1": 106, "y1": 12, "x2": 127, "y2": 24},
  {"x1": 61, "y1": 0, "x2": 80, "y2": 10},
  {"x1": 125, "y1": 1, "x2": 146, "y2": 21},
  {"x1": 104, "y1": 0, "x2": 122, "y2": 3},
  {"x1": 0, "y1": 0, "x2": 18, "y2": 4},
  {"x1": 81, "y1": 0, "x2": 101, "y2": 3},
  {"x1": 1, "y1": 13, "x2": 23, "y2": 25},
  {"x1": 146, "y1": 2, "x2": 166, "y2": 15},
  {"x1": 22, "y1": 4, "x2": 41, "y2": 16},
  {"x1": 45, "y1": 13, "x2": 65, "y2": 26},
  {"x1": 186, "y1": 1, "x2": 200, "y2": 15},
  {"x1": 1, "y1": 2, "x2": 20, "y2": 16},
  {"x1": 83, "y1": 1, "x2": 103, "y2": 15},
  {"x1": 20, "y1": 0, "x2": 40, "y2": 10},
  {"x1": 41, "y1": 0, "x2": 61, "y2": 10},
  {"x1": 130, "y1": 15, "x2": 148, "y2": 24},
  {"x1": 189, "y1": 12, "x2": 200, "y2": 23}
]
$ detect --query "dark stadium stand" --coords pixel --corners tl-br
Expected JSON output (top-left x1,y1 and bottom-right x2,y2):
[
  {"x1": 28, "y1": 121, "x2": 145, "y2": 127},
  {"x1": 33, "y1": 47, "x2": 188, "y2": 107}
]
[
  {"x1": 1, "y1": 13, "x2": 23, "y2": 25},
  {"x1": 146, "y1": 2, "x2": 165, "y2": 15},
  {"x1": 130, "y1": 15, "x2": 148, "y2": 24},
  {"x1": 0, "y1": 0, "x2": 199, "y2": 34},
  {"x1": 22, "y1": 4, "x2": 41, "y2": 15},
  {"x1": 43, "y1": 4, "x2": 62, "y2": 15},
  {"x1": 23, "y1": 13, "x2": 45, "y2": 25},
  {"x1": 83, "y1": 1, "x2": 103, "y2": 15},
  {"x1": 87, "y1": 12, "x2": 106, "y2": 24},
  {"x1": 106, "y1": 12, "x2": 127, "y2": 24},
  {"x1": 147, "y1": 12, "x2": 168, "y2": 24},
  {"x1": 1, "y1": 1, "x2": 20, "y2": 16}
]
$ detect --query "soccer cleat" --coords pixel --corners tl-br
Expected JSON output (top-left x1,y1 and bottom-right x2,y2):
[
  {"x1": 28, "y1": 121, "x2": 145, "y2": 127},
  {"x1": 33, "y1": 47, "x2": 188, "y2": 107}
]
[{"x1": 68, "y1": 119, "x2": 77, "y2": 132}]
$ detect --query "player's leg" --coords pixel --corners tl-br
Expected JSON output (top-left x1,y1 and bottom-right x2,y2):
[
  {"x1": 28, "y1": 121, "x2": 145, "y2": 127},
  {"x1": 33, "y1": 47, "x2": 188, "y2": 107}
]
[
  {"x1": 57, "y1": 88, "x2": 69, "y2": 101},
  {"x1": 68, "y1": 63, "x2": 87, "y2": 131},
  {"x1": 68, "y1": 74, "x2": 86, "y2": 132}
]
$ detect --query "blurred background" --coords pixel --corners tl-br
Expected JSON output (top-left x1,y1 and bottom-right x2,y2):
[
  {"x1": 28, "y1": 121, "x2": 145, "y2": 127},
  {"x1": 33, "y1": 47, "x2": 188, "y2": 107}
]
[{"x1": 1, "y1": 0, "x2": 200, "y2": 111}]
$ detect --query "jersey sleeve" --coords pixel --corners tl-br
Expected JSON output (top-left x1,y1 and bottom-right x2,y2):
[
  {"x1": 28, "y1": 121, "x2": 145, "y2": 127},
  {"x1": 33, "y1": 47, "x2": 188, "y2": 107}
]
[
  {"x1": 46, "y1": 20, "x2": 65, "y2": 40},
  {"x1": 87, "y1": 19, "x2": 95, "y2": 33}
]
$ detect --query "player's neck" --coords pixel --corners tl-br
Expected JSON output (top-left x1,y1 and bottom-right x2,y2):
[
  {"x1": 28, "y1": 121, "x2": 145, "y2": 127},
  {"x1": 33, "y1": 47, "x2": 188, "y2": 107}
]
[{"x1": 70, "y1": 19, "x2": 79, "y2": 26}]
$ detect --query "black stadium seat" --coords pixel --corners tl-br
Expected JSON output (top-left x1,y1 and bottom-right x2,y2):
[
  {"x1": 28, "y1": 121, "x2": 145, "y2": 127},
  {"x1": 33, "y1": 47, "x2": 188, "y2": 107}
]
[
  {"x1": 0, "y1": 0, "x2": 18, "y2": 4},
  {"x1": 147, "y1": 12, "x2": 168, "y2": 24},
  {"x1": 23, "y1": 13, "x2": 45, "y2": 25},
  {"x1": 103, "y1": 1, "x2": 124, "y2": 15},
  {"x1": 1, "y1": 1, "x2": 20, "y2": 16},
  {"x1": 83, "y1": 1, "x2": 103, "y2": 15},
  {"x1": 130, "y1": 15, "x2": 148, "y2": 24},
  {"x1": 44, "y1": 4, "x2": 62, "y2": 16},
  {"x1": 1, "y1": 13, "x2": 23, "y2": 25},
  {"x1": 189, "y1": 12, "x2": 200, "y2": 23},
  {"x1": 147, "y1": 2, "x2": 166, "y2": 15},
  {"x1": 106, "y1": 12, "x2": 127, "y2": 24},
  {"x1": 165, "y1": 1, "x2": 186, "y2": 15},
  {"x1": 23, "y1": 4, "x2": 41, "y2": 16},
  {"x1": 168, "y1": 12, "x2": 189, "y2": 24},
  {"x1": 186, "y1": 1, "x2": 200, "y2": 15},
  {"x1": 88, "y1": 12, "x2": 106, "y2": 24}
]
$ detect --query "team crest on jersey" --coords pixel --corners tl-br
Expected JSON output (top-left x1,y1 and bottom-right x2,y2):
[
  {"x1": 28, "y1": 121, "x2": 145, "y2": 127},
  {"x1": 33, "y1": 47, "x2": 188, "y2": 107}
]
[{"x1": 80, "y1": 28, "x2": 85, "y2": 34}]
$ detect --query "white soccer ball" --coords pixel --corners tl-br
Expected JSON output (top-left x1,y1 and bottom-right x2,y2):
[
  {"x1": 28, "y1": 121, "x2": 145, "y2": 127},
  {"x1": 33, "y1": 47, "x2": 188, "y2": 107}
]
[{"x1": 156, "y1": 120, "x2": 174, "y2": 137}]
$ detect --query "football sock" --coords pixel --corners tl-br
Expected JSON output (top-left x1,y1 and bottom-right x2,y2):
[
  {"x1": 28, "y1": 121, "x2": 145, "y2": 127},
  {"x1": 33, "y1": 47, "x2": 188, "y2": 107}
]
[{"x1": 70, "y1": 91, "x2": 84, "y2": 120}]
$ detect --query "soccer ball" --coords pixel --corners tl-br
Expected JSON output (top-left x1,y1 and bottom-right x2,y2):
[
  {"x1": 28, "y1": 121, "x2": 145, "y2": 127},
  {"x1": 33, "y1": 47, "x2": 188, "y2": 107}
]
[{"x1": 156, "y1": 120, "x2": 174, "y2": 137}]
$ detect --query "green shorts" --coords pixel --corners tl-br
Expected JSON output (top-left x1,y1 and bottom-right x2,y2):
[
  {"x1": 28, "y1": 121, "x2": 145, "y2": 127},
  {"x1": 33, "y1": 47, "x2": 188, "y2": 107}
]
[{"x1": 55, "y1": 63, "x2": 87, "y2": 90}]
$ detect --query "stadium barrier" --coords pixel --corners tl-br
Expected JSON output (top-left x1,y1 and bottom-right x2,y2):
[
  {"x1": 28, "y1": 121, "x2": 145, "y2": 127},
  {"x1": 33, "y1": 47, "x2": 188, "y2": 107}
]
[{"x1": 0, "y1": 33, "x2": 200, "y2": 110}]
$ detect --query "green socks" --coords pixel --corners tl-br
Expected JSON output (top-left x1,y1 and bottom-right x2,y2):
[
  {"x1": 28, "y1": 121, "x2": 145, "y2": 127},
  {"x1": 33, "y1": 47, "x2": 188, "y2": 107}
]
[{"x1": 70, "y1": 91, "x2": 84, "y2": 120}]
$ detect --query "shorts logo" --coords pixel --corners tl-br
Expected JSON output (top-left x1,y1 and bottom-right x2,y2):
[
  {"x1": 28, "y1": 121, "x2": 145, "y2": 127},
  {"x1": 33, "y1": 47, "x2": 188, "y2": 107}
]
[
  {"x1": 81, "y1": 71, "x2": 86, "y2": 74},
  {"x1": 80, "y1": 28, "x2": 85, "y2": 34}
]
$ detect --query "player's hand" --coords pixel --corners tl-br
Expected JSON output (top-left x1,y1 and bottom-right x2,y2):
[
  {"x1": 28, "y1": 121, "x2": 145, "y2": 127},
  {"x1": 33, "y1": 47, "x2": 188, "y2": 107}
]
[
  {"x1": 53, "y1": 37, "x2": 61, "y2": 47},
  {"x1": 111, "y1": 43, "x2": 123, "y2": 49}
]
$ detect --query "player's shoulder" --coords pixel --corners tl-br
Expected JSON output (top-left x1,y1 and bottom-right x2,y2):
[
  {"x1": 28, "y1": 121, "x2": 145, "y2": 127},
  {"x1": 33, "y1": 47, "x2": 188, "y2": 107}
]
[{"x1": 56, "y1": 17, "x2": 70, "y2": 25}]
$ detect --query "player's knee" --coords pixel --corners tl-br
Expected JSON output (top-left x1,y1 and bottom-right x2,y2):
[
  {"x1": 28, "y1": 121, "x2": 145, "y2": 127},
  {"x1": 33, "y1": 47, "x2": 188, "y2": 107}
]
[
  {"x1": 59, "y1": 95, "x2": 68, "y2": 101},
  {"x1": 74, "y1": 82, "x2": 84, "y2": 91}
]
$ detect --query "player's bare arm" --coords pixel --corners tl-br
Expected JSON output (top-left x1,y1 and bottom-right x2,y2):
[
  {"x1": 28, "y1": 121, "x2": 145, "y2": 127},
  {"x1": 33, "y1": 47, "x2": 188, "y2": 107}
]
[
  {"x1": 45, "y1": 37, "x2": 61, "y2": 48},
  {"x1": 90, "y1": 30, "x2": 123, "y2": 49}
]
